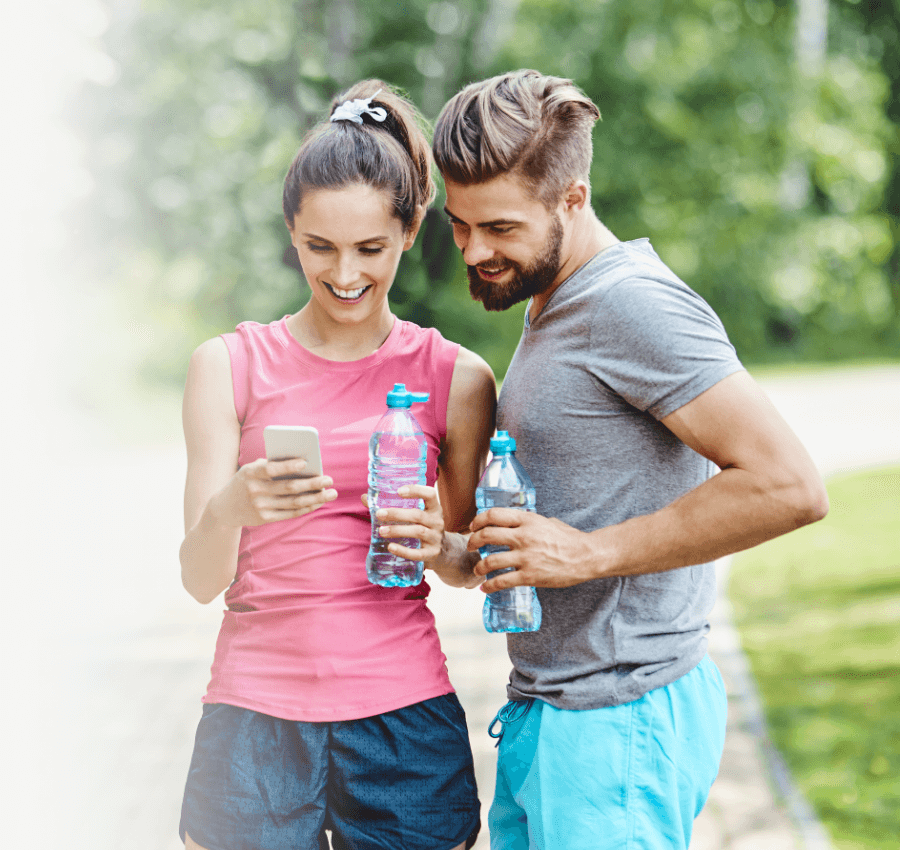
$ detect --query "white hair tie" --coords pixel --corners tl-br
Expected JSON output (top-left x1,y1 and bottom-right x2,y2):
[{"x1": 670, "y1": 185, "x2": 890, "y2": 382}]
[{"x1": 330, "y1": 89, "x2": 388, "y2": 125}]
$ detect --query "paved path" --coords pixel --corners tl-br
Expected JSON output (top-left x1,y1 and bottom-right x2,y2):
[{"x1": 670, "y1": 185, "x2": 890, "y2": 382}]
[{"x1": 7, "y1": 365, "x2": 898, "y2": 849}]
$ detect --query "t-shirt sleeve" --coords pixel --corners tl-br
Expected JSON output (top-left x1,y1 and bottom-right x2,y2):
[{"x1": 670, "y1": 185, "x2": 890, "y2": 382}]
[{"x1": 588, "y1": 275, "x2": 743, "y2": 419}]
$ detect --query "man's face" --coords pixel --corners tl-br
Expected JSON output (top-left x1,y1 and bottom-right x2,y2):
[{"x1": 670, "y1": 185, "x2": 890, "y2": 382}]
[{"x1": 443, "y1": 175, "x2": 565, "y2": 312}]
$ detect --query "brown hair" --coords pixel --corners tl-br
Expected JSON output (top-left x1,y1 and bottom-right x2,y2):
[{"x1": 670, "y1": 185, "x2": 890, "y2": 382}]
[
  {"x1": 283, "y1": 80, "x2": 436, "y2": 232},
  {"x1": 433, "y1": 69, "x2": 600, "y2": 209}
]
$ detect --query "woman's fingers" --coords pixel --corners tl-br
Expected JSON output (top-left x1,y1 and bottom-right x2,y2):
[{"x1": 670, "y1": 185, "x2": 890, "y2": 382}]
[
  {"x1": 266, "y1": 487, "x2": 337, "y2": 512},
  {"x1": 372, "y1": 485, "x2": 444, "y2": 561},
  {"x1": 270, "y1": 474, "x2": 333, "y2": 496},
  {"x1": 263, "y1": 457, "x2": 309, "y2": 480},
  {"x1": 387, "y1": 541, "x2": 439, "y2": 561},
  {"x1": 384, "y1": 526, "x2": 441, "y2": 561},
  {"x1": 397, "y1": 484, "x2": 439, "y2": 506}
]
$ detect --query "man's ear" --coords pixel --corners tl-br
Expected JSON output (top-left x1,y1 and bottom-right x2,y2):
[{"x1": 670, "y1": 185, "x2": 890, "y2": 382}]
[
  {"x1": 560, "y1": 181, "x2": 589, "y2": 216},
  {"x1": 403, "y1": 205, "x2": 426, "y2": 250}
]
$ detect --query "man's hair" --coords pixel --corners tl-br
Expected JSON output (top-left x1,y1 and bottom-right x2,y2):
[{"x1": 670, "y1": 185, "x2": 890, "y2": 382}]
[{"x1": 433, "y1": 69, "x2": 600, "y2": 209}]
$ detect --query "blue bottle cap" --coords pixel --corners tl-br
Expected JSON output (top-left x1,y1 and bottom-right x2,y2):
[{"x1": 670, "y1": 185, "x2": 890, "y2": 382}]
[
  {"x1": 385, "y1": 383, "x2": 430, "y2": 408},
  {"x1": 490, "y1": 430, "x2": 516, "y2": 454}
]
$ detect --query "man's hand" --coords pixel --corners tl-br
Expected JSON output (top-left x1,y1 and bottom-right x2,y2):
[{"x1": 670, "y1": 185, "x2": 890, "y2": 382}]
[{"x1": 468, "y1": 509, "x2": 599, "y2": 592}]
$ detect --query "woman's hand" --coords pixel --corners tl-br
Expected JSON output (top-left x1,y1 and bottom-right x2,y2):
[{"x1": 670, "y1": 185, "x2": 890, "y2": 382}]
[
  {"x1": 211, "y1": 457, "x2": 338, "y2": 528},
  {"x1": 362, "y1": 485, "x2": 445, "y2": 563}
]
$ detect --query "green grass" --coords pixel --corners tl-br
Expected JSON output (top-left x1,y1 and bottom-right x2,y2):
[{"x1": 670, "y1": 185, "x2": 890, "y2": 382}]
[
  {"x1": 730, "y1": 466, "x2": 900, "y2": 849},
  {"x1": 745, "y1": 358, "x2": 900, "y2": 381}
]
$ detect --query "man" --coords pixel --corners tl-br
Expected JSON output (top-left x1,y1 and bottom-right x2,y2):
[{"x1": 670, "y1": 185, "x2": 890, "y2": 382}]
[{"x1": 432, "y1": 70, "x2": 828, "y2": 850}]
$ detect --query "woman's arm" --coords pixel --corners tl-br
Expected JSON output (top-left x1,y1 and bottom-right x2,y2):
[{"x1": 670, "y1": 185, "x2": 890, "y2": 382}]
[
  {"x1": 430, "y1": 346, "x2": 497, "y2": 587},
  {"x1": 180, "y1": 337, "x2": 336, "y2": 603}
]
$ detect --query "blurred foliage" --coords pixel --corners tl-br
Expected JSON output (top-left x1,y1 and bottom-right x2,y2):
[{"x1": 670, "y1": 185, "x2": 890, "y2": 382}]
[
  {"x1": 731, "y1": 465, "x2": 900, "y2": 848},
  {"x1": 77, "y1": 0, "x2": 899, "y2": 383}
]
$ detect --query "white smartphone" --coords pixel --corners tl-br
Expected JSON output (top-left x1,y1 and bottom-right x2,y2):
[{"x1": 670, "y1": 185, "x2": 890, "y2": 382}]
[{"x1": 263, "y1": 425, "x2": 323, "y2": 477}]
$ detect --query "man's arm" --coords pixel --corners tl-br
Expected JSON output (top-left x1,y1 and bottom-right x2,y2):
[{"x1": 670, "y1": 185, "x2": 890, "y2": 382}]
[{"x1": 468, "y1": 370, "x2": 829, "y2": 591}]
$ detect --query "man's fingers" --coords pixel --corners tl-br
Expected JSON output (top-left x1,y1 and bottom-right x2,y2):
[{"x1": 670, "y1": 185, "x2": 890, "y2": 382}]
[
  {"x1": 479, "y1": 563, "x2": 527, "y2": 593},
  {"x1": 467, "y1": 524, "x2": 519, "y2": 554},
  {"x1": 473, "y1": 547, "x2": 520, "y2": 576},
  {"x1": 469, "y1": 507, "x2": 532, "y2": 533}
]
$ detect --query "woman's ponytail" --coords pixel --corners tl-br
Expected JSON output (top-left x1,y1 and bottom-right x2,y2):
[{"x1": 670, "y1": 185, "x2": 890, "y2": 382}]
[{"x1": 283, "y1": 80, "x2": 435, "y2": 232}]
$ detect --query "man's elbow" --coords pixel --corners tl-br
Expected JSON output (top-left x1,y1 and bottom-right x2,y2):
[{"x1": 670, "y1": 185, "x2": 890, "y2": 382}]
[{"x1": 791, "y1": 473, "x2": 830, "y2": 528}]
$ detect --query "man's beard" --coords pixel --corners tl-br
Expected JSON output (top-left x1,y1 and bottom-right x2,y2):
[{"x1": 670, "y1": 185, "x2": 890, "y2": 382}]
[{"x1": 467, "y1": 215, "x2": 564, "y2": 312}]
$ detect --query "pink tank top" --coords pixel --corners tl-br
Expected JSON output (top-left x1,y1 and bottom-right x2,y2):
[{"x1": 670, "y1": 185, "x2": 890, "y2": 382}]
[{"x1": 203, "y1": 316, "x2": 460, "y2": 721}]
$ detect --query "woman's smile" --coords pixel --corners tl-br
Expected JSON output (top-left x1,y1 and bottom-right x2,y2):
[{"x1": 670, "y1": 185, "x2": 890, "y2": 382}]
[{"x1": 324, "y1": 282, "x2": 372, "y2": 303}]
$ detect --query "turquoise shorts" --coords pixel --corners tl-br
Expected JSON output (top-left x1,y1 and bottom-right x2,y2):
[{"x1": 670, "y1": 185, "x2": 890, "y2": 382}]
[{"x1": 487, "y1": 654, "x2": 727, "y2": 850}]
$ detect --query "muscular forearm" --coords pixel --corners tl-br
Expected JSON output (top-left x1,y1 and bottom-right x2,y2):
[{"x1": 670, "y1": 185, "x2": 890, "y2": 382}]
[
  {"x1": 180, "y1": 498, "x2": 241, "y2": 603},
  {"x1": 471, "y1": 460, "x2": 828, "y2": 592},
  {"x1": 592, "y1": 464, "x2": 829, "y2": 578},
  {"x1": 429, "y1": 531, "x2": 483, "y2": 588}
]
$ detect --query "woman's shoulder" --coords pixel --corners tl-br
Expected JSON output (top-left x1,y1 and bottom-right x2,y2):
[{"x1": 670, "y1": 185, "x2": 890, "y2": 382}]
[
  {"x1": 190, "y1": 335, "x2": 231, "y2": 370},
  {"x1": 393, "y1": 320, "x2": 494, "y2": 385},
  {"x1": 451, "y1": 345, "x2": 494, "y2": 388},
  {"x1": 449, "y1": 347, "x2": 496, "y2": 412}
]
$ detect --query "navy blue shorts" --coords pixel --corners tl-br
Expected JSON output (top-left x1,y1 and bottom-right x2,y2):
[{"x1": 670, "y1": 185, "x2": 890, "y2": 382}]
[{"x1": 179, "y1": 694, "x2": 480, "y2": 850}]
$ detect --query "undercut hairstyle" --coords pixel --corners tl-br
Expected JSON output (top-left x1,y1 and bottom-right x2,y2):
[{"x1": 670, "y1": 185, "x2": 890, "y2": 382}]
[
  {"x1": 433, "y1": 69, "x2": 601, "y2": 210},
  {"x1": 283, "y1": 80, "x2": 436, "y2": 232}
]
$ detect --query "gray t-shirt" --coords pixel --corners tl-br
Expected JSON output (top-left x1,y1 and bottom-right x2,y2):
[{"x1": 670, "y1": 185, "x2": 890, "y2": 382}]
[{"x1": 497, "y1": 238, "x2": 743, "y2": 710}]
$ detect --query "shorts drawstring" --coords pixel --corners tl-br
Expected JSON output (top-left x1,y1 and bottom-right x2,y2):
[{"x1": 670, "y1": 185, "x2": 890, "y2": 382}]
[{"x1": 488, "y1": 699, "x2": 533, "y2": 747}]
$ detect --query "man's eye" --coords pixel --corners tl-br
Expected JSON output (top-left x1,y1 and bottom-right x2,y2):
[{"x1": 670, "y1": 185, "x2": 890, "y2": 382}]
[{"x1": 490, "y1": 226, "x2": 514, "y2": 235}]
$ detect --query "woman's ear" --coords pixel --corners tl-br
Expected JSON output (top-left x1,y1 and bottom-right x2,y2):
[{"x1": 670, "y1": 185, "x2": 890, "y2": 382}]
[{"x1": 402, "y1": 205, "x2": 426, "y2": 250}]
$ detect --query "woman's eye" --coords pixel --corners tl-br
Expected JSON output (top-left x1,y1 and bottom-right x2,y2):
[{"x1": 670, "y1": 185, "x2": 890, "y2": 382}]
[
  {"x1": 307, "y1": 243, "x2": 331, "y2": 253},
  {"x1": 359, "y1": 246, "x2": 384, "y2": 255}
]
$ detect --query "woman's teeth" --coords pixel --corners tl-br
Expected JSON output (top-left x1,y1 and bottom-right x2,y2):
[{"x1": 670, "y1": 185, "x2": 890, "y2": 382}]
[{"x1": 330, "y1": 285, "x2": 368, "y2": 300}]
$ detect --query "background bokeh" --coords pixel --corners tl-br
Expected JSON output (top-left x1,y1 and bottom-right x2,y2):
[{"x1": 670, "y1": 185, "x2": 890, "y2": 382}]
[
  {"x1": 71, "y1": 0, "x2": 899, "y2": 399},
  {"x1": 3, "y1": 2, "x2": 897, "y2": 849}
]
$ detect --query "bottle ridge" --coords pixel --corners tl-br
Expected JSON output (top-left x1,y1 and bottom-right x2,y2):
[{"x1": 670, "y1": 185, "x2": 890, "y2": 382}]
[
  {"x1": 366, "y1": 383, "x2": 429, "y2": 587},
  {"x1": 475, "y1": 431, "x2": 542, "y2": 633}
]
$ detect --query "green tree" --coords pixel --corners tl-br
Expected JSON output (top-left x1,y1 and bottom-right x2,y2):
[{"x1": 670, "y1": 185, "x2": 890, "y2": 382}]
[
  {"x1": 78, "y1": 0, "x2": 898, "y2": 383},
  {"x1": 486, "y1": 0, "x2": 897, "y2": 362},
  {"x1": 80, "y1": 0, "x2": 525, "y2": 382}
]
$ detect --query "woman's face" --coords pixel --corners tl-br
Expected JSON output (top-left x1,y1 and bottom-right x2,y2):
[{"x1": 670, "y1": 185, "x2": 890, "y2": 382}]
[{"x1": 288, "y1": 183, "x2": 417, "y2": 328}]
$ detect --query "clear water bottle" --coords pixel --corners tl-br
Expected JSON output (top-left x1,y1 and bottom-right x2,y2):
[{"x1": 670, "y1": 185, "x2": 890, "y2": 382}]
[
  {"x1": 476, "y1": 431, "x2": 542, "y2": 633},
  {"x1": 366, "y1": 383, "x2": 430, "y2": 587}
]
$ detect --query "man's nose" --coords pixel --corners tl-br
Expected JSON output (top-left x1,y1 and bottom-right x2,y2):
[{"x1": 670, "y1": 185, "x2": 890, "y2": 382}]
[{"x1": 460, "y1": 230, "x2": 495, "y2": 267}]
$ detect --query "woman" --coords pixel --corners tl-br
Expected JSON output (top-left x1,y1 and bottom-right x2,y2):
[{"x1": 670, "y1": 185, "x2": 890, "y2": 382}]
[{"x1": 178, "y1": 80, "x2": 496, "y2": 850}]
